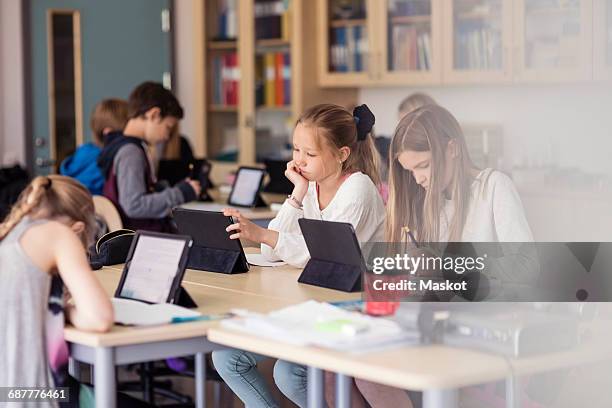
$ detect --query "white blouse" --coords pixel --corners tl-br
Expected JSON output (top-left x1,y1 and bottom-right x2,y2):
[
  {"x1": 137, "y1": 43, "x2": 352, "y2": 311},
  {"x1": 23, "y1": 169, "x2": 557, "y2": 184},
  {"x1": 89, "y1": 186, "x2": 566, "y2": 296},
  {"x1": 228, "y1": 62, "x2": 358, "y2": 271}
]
[
  {"x1": 261, "y1": 172, "x2": 385, "y2": 267},
  {"x1": 439, "y1": 168, "x2": 534, "y2": 242}
]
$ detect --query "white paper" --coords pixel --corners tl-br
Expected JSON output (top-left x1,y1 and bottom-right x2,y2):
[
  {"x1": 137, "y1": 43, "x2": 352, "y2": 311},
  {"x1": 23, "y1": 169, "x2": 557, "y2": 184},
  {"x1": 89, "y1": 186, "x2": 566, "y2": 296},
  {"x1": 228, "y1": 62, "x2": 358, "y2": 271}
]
[
  {"x1": 112, "y1": 298, "x2": 200, "y2": 326},
  {"x1": 246, "y1": 253, "x2": 287, "y2": 267},
  {"x1": 221, "y1": 301, "x2": 418, "y2": 352}
]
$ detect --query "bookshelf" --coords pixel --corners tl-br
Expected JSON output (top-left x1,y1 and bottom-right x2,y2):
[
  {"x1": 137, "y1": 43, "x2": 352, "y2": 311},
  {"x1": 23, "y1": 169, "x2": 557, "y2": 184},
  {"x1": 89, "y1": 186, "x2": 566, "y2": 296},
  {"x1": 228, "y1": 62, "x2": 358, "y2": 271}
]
[
  {"x1": 593, "y1": 0, "x2": 612, "y2": 80},
  {"x1": 317, "y1": 0, "x2": 378, "y2": 86},
  {"x1": 443, "y1": 0, "x2": 513, "y2": 83},
  {"x1": 193, "y1": 0, "x2": 357, "y2": 169},
  {"x1": 513, "y1": 0, "x2": 593, "y2": 82},
  {"x1": 379, "y1": 0, "x2": 443, "y2": 85}
]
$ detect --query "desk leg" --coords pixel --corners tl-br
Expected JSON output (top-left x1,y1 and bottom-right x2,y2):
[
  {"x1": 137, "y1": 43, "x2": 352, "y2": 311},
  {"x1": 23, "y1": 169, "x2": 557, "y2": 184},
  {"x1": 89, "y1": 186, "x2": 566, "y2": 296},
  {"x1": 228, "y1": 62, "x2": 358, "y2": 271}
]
[
  {"x1": 335, "y1": 373, "x2": 351, "y2": 408},
  {"x1": 68, "y1": 358, "x2": 80, "y2": 381},
  {"x1": 423, "y1": 389, "x2": 457, "y2": 408},
  {"x1": 307, "y1": 367, "x2": 324, "y2": 408},
  {"x1": 94, "y1": 347, "x2": 116, "y2": 408},
  {"x1": 506, "y1": 375, "x2": 520, "y2": 408},
  {"x1": 195, "y1": 352, "x2": 206, "y2": 408}
]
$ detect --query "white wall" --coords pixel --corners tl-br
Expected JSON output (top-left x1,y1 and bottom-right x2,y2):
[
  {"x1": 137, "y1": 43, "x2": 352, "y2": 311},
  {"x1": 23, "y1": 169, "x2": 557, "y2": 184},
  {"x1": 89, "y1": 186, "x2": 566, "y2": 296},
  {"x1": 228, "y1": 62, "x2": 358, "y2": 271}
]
[
  {"x1": 0, "y1": 0, "x2": 26, "y2": 167},
  {"x1": 361, "y1": 83, "x2": 612, "y2": 176}
]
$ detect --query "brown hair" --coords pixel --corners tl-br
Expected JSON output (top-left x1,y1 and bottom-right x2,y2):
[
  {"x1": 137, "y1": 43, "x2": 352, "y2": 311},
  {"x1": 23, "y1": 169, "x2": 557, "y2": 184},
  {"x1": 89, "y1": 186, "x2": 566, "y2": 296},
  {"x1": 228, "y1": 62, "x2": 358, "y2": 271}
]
[
  {"x1": 0, "y1": 176, "x2": 97, "y2": 248},
  {"x1": 90, "y1": 98, "x2": 128, "y2": 145},
  {"x1": 297, "y1": 104, "x2": 380, "y2": 186},
  {"x1": 386, "y1": 105, "x2": 475, "y2": 243},
  {"x1": 127, "y1": 81, "x2": 184, "y2": 120},
  {"x1": 398, "y1": 93, "x2": 437, "y2": 118},
  {"x1": 162, "y1": 125, "x2": 181, "y2": 160}
]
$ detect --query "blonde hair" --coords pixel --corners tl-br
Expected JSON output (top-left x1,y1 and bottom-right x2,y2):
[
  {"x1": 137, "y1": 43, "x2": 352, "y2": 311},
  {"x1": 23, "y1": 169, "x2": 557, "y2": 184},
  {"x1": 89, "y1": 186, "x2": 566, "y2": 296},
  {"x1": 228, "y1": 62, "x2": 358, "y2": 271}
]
[
  {"x1": 90, "y1": 99, "x2": 128, "y2": 145},
  {"x1": 386, "y1": 105, "x2": 475, "y2": 244},
  {"x1": 162, "y1": 125, "x2": 181, "y2": 160},
  {"x1": 0, "y1": 176, "x2": 97, "y2": 248},
  {"x1": 398, "y1": 93, "x2": 437, "y2": 118},
  {"x1": 297, "y1": 104, "x2": 381, "y2": 186}
]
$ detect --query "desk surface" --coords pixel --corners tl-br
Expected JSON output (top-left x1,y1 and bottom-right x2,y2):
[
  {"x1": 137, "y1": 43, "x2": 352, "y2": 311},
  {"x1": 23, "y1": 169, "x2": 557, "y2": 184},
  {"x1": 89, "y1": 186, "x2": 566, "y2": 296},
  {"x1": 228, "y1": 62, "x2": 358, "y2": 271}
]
[
  {"x1": 207, "y1": 327, "x2": 510, "y2": 390},
  {"x1": 66, "y1": 251, "x2": 356, "y2": 348},
  {"x1": 104, "y1": 249, "x2": 360, "y2": 303},
  {"x1": 64, "y1": 268, "x2": 290, "y2": 348}
]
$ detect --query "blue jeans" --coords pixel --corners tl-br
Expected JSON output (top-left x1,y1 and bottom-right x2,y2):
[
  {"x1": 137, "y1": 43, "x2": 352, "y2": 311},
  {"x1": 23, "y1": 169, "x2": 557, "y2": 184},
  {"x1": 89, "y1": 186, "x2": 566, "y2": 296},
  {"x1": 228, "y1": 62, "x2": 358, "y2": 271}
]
[
  {"x1": 273, "y1": 360, "x2": 312, "y2": 408},
  {"x1": 212, "y1": 349, "x2": 279, "y2": 408}
]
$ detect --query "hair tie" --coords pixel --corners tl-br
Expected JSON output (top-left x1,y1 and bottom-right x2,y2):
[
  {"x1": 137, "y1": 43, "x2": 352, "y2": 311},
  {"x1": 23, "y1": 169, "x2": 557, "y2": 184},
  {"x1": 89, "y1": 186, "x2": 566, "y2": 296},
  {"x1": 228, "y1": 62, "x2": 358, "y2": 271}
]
[{"x1": 352, "y1": 104, "x2": 375, "y2": 141}]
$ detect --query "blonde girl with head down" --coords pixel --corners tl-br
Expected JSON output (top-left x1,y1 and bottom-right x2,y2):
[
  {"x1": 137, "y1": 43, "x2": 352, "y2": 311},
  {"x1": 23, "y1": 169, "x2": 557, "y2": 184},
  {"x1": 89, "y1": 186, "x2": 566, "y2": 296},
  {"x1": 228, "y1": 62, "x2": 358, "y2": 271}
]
[{"x1": 0, "y1": 176, "x2": 113, "y2": 405}]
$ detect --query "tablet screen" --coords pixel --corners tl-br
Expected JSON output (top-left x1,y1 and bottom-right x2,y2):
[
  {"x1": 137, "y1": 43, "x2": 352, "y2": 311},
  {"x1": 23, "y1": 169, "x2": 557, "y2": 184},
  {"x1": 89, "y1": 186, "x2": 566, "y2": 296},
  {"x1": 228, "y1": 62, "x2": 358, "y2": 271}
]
[
  {"x1": 119, "y1": 235, "x2": 187, "y2": 303},
  {"x1": 229, "y1": 168, "x2": 264, "y2": 206}
]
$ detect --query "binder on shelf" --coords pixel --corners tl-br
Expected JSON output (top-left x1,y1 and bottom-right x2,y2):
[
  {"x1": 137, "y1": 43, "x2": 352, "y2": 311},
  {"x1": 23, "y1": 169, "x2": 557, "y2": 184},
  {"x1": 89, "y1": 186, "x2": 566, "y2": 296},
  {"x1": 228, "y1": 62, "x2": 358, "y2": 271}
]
[
  {"x1": 283, "y1": 53, "x2": 291, "y2": 106},
  {"x1": 275, "y1": 52, "x2": 284, "y2": 106}
]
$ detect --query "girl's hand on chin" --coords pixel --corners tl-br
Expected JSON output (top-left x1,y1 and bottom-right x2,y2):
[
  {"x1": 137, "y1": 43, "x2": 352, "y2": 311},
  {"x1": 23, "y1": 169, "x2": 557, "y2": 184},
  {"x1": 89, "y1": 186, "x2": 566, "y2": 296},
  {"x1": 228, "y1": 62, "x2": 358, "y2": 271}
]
[{"x1": 285, "y1": 160, "x2": 309, "y2": 192}]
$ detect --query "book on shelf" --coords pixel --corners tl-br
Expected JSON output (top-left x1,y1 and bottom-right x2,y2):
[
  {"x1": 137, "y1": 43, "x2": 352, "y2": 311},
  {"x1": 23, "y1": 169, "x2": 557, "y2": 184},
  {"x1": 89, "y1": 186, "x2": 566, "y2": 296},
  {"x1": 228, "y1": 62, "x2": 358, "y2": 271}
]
[
  {"x1": 455, "y1": 23, "x2": 502, "y2": 70},
  {"x1": 255, "y1": 0, "x2": 291, "y2": 40},
  {"x1": 391, "y1": 25, "x2": 431, "y2": 71},
  {"x1": 211, "y1": 52, "x2": 240, "y2": 107},
  {"x1": 257, "y1": 52, "x2": 291, "y2": 108},
  {"x1": 217, "y1": 0, "x2": 237, "y2": 40},
  {"x1": 330, "y1": 25, "x2": 368, "y2": 73}
]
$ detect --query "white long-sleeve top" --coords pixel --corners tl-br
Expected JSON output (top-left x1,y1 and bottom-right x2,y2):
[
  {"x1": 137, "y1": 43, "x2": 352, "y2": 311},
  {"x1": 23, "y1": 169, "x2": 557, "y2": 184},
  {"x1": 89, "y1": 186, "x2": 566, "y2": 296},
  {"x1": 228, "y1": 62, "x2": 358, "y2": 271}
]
[
  {"x1": 261, "y1": 172, "x2": 385, "y2": 267},
  {"x1": 439, "y1": 168, "x2": 534, "y2": 242}
]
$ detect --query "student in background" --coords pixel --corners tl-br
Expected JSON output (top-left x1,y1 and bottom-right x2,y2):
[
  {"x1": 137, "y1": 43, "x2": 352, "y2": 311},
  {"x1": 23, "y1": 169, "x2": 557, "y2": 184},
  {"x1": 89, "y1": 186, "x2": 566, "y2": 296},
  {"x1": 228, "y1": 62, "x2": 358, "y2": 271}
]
[
  {"x1": 60, "y1": 98, "x2": 128, "y2": 195},
  {"x1": 212, "y1": 104, "x2": 385, "y2": 408},
  {"x1": 397, "y1": 92, "x2": 437, "y2": 121},
  {"x1": 0, "y1": 176, "x2": 115, "y2": 406},
  {"x1": 97, "y1": 82, "x2": 200, "y2": 232},
  {"x1": 160, "y1": 125, "x2": 195, "y2": 162}
]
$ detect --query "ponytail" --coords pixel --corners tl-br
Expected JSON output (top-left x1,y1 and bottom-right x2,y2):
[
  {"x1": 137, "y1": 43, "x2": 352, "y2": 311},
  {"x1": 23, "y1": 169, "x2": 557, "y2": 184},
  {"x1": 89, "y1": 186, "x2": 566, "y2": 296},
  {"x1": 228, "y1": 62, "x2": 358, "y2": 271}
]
[
  {"x1": 0, "y1": 175, "x2": 96, "y2": 247},
  {"x1": 0, "y1": 177, "x2": 52, "y2": 241}
]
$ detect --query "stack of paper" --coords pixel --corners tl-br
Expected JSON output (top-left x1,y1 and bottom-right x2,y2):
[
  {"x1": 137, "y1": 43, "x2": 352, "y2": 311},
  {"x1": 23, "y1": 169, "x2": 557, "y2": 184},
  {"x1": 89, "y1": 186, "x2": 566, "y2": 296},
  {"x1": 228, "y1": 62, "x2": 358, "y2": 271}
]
[
  {"x1": 112, "y1": 298, "x2": 201, "y2": 326},
  {"x1": 223, "y1": 301, "x2": 417, "y2": 352}
]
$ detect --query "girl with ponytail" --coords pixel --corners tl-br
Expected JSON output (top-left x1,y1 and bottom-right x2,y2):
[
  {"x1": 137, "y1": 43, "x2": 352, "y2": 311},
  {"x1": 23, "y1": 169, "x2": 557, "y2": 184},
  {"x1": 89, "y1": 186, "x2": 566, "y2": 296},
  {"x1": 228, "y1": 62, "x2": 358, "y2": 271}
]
[
  {"x1": 212, "y1": 104, "x2": 386, "y2": 408},
  {"x1": 0, "y1": 175, "x2": 113, "y2": 405}
]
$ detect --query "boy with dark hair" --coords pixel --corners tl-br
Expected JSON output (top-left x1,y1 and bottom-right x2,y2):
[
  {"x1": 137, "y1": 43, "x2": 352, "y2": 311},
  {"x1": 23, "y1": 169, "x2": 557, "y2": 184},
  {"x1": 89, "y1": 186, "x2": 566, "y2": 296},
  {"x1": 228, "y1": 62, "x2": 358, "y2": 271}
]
[{"x1": 98, "y1": 82, "x2": 200, "y2": 231}]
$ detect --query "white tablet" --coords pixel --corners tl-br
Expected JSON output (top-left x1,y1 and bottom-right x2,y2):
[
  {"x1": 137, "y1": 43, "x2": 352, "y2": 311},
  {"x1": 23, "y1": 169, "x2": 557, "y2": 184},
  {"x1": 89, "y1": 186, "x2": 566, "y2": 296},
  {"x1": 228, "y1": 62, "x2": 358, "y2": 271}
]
[
  {"x1": 114, "y1": 231, "x2": 192, "y2": 304},
  {"x1": 227, "y1": 166, "x2": 266, "y2": 207}
]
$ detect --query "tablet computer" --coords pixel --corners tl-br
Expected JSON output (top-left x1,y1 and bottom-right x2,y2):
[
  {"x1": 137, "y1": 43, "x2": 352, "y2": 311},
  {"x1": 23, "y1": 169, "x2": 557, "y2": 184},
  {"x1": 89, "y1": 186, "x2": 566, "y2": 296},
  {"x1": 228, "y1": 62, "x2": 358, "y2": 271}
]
[
  {"x1": 173, "y1": 208, "x2": 249, "y2": 274},
  {"x1": 227, "y1": 166, "x2": 266, "y2": 207},
  {"x1": 298, "y1": 219, "x2": 366, "y2": 292},
  {"x1": 114, "y1": 231, "x2": 193, "y2": 304}
]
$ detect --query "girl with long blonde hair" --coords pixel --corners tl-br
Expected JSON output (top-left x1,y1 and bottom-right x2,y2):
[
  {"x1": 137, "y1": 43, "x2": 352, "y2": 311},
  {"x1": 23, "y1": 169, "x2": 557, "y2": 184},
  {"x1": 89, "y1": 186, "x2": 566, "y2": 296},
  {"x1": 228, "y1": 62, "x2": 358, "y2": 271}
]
[
  {"x1": 386, "y1": 104, "x2": 532, "y2": 244},
  {"x1": 0, "y1": 176, "x2": 113, "y2": 406}
]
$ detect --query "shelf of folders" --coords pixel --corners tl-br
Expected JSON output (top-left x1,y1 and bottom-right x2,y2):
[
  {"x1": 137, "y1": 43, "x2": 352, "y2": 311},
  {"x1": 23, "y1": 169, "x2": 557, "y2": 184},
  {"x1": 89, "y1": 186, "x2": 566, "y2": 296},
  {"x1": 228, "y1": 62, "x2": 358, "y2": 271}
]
[{"x1": 255, "y1": 52, "x2": 291, "y2": 108}]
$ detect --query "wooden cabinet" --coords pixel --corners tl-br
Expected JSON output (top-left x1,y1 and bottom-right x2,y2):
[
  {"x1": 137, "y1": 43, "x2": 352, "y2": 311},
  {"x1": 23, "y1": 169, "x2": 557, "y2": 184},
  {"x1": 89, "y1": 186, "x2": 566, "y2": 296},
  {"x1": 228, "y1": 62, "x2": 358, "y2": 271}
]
[
  {"x1": 317, "y1": 0, "x2": 602, "y2": 86},
  {"x1": 378, "y1": 0, "x2": 443, "y2": 84},
  {"x1": 192, "y1": 0, "x2": 356, "y2": 168},
  {"x1": 594, "y1": 0, "x2": 612, "y2": 80},
  {"x1": 513, "y1": 0, "x2": 593, "y2": 82},
  {"x1": 443, "y1": 0, "x2": 513, "y2": 83}
]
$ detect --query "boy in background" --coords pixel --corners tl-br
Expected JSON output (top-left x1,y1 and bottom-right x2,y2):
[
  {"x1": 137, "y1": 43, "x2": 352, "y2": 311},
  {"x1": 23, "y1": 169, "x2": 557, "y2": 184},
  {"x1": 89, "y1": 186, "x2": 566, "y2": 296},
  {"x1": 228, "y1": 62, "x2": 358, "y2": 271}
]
[
  {"x1": 98, "y1": 82, "x2": 200, "y2": 231},
  {"x1": 60, "y1": 99, "x2": 128, "y2": 195}
]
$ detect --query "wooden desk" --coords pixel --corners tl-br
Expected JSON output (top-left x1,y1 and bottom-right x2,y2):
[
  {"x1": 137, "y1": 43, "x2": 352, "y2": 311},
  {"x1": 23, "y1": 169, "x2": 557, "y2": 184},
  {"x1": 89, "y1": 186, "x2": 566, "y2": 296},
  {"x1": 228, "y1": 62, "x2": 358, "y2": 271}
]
[
  {"x1": 105, "y1": 249, "x2": 360, "y2": 303},
  {"x1": 66, "y1": 267, "x2": 291, "y2": 408},
  {"x1": 179, "y1": 200, "x2": 278, "y2": 221},
  {"x1": 208, "y1": 327, "x2": 511, "y2": 408}
]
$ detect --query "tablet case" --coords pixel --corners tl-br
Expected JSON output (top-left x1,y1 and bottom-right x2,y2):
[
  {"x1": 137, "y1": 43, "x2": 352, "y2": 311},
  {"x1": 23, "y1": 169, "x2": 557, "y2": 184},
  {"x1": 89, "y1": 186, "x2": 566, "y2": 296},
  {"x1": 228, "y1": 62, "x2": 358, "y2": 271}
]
[
  {"x1": 173, "y1": 208, "x2": 249, "y2": 274},
  {"x1": 114, "y1": 231, "x2": 198, "y2": 308},
  {"x1": 297, "y1": 219, "x2": 366, "y2": 292}
]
